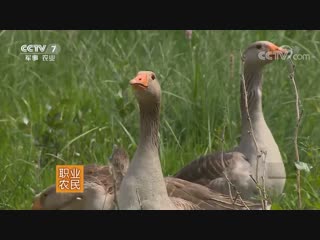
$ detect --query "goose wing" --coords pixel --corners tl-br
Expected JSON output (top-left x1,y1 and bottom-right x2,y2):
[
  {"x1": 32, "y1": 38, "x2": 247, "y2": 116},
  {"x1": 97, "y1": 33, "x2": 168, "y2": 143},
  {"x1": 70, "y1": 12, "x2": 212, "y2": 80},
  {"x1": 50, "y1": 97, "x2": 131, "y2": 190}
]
[{"x1": 165, "y1": 177, "x2": 261, "y2": 210}]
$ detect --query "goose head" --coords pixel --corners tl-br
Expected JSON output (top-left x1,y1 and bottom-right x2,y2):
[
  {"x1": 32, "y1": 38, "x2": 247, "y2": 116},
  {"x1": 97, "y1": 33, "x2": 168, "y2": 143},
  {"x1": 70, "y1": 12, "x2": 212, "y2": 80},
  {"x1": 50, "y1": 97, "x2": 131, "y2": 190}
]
[
  {"x1": 109, "y1": 145, "x2": 129, "y2": 178},
  {"x1": 242, "y1": 41, "x2": 288, "y2": 67},
  {"x1": 130, "y1": 71, "x2": 161, "y2": 104}
]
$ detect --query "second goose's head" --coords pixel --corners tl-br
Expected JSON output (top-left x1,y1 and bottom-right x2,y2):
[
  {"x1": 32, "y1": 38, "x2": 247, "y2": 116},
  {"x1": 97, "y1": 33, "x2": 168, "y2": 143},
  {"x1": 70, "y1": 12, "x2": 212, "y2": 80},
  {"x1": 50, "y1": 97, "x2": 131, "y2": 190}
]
[
  {"x1": 242, "y1": 41, "x2": 288, "y2": 67},
  {"x1": 130, "y1": 71, "x2": 161, "y2": 104}
]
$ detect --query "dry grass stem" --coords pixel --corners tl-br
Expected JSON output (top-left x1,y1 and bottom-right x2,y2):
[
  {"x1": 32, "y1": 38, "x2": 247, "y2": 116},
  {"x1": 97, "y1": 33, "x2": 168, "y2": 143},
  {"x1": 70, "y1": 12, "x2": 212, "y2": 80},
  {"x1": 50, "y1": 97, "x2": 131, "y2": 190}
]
[{"x1": 288, "y1": 59, "x2": 303, "y2": 209}]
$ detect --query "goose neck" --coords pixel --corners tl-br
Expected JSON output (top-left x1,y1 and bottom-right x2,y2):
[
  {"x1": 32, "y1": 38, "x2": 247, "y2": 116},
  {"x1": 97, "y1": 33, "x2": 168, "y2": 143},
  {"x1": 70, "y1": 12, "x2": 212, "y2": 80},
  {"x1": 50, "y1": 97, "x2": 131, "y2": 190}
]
[
  {"x1": 137, "y1": 100, "x2": 160, "y2": 153},
  {"x1": 240, "y1": 64, "x2": 264, "y2": 124}
]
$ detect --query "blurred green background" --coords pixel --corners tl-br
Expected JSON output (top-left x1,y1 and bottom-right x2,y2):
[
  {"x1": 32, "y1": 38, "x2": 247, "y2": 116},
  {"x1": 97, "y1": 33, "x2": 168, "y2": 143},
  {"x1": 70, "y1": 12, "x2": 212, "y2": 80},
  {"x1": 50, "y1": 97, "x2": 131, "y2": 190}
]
[{"x1": 0, "y1": 30, "x2": 319, "y2": 209}]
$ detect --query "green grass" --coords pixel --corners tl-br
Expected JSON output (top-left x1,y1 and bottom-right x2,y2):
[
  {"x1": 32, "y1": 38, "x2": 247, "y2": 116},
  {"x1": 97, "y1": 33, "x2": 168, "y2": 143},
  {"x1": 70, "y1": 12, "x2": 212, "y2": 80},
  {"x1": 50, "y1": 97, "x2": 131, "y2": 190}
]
[{"x1": 0, "y1": 30, "x2": 319, "y2": 209}]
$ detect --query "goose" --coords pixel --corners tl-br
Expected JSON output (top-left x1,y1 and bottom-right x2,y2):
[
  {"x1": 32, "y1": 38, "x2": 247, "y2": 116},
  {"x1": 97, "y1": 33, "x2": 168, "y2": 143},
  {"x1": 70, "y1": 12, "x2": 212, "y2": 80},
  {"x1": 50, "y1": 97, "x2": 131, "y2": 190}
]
[
  {"x1": 118, "y1": 71, "x2": 264, "y2": 210},
  {"x1": 174, "y1": 41, "x2": 287, "y2": 201},
  {"x1": 31, "y1": 146, "x2": 129, "y2": 210}
]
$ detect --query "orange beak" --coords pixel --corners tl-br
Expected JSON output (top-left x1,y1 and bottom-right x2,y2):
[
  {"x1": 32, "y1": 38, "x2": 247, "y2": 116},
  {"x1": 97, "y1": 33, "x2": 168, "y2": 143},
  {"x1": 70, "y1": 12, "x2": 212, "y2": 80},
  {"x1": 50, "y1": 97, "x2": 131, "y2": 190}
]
[
  {"x1": 31, "y1": 196, "x2": 43, "y2": 210},
  {"x1": 130, "y1": 73, "x2": 149, "y2": 90},
  {"x1": 266, "y1": 43, "x2": 288, "y2": 58}
]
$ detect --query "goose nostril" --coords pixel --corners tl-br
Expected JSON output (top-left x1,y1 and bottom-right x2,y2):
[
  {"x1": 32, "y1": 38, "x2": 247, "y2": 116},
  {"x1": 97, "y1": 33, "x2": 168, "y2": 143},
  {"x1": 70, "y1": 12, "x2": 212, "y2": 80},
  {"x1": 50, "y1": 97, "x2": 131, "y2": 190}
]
[{"x1": 139, "y1": 78, "x2": 142, "y2": 81}]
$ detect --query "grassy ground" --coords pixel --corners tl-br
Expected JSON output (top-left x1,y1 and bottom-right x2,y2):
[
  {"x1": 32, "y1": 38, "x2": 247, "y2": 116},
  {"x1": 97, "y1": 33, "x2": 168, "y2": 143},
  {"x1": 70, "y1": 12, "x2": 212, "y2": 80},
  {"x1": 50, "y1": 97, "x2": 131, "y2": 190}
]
[{"x1": 0, "y1": 30, "x2": 319, "y2": 210}]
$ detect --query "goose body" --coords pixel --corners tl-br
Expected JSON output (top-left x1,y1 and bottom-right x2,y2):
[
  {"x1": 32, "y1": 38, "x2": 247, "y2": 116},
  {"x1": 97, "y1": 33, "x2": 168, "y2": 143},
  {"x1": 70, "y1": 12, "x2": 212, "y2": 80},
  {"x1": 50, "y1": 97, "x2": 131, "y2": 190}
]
[{"x1": 32, "y1": 167, "x2": 115, "y2": 210}]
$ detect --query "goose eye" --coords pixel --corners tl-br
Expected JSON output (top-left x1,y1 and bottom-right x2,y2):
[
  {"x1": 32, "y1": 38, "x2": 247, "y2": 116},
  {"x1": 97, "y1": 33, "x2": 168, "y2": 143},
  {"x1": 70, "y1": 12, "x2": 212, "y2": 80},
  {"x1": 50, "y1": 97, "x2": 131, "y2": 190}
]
[
  {"x1": 151, "y1": 74, "x2": 155, "y2": 80},
  {"x1": 256, "y1": 44, "x2": 262, "y2": 50},
  {"x1": 43, "y1": 193, "x2": 48, "y2": 198},
  {"x1": 107, "y1": 187, "x2": 114, "y2": 194}
]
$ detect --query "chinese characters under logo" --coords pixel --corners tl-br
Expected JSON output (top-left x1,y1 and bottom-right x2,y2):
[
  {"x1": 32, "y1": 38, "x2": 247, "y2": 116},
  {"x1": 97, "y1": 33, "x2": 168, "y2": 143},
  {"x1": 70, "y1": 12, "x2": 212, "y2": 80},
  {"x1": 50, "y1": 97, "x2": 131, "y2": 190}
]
[{"x1": 56, "y1": 165, "x2": 84, "y2": 193}]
